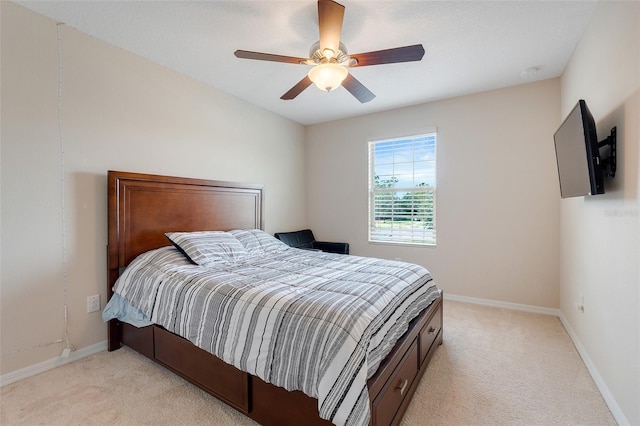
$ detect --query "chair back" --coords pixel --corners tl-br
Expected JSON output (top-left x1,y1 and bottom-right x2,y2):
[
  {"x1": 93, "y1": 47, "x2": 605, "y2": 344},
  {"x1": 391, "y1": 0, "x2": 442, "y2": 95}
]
[{"x1": 274, "y1": 229, "x2": 316, "y2": 249}]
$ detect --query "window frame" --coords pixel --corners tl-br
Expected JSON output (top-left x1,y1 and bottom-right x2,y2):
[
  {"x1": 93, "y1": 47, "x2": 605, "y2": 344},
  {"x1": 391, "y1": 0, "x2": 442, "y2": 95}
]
[{"x1": 368, "y1": 132, "x2": 437, "y2": 247}]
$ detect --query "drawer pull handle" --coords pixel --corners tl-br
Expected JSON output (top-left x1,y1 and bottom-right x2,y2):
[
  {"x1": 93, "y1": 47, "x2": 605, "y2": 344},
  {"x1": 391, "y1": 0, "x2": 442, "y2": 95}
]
[
  {"x1": 396, "y1": 378, "x2": 408, "y2": 396},
  {"x1": 428, "y1": 326, "x2": 436, "y2": 334}
]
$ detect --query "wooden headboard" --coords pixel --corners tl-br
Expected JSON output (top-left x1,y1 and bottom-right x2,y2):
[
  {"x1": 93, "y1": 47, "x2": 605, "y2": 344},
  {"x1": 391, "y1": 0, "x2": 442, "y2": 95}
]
[{"x1": 107, "y1": 170, "x2": 264, "y2": 298}]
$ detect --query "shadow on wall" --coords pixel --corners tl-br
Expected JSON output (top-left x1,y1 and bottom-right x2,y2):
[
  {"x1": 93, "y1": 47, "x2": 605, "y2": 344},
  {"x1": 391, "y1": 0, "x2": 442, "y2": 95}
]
[
  {"x1": 586, "y1": 90, "x2": 639, "y2": 202},
  {"x1": 72, "y1": 172, "x2": 108, "y2": 289}
]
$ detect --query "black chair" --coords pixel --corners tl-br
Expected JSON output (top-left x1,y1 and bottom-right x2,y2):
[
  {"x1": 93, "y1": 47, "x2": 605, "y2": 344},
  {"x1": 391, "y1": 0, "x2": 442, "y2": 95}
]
[{"x1": 274, "y1": 229, "x2": 349, "y2": 255}]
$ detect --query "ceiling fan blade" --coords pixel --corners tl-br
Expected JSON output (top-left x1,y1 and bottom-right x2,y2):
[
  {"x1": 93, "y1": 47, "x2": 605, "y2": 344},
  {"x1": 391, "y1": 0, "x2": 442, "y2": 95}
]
[
  {"x1": 342, "y1": 74, "x2": 375, "y2": 103},
  {"x1": 234, "y1": 50, "x2": 308, "y2": 65},
  {"x1": 281, "y1": 76, "x2": 313, "y2": 100},
  {"x1": 318, "y1": 0, "x2": 345, "y2": 54},
  {"x1": 349, "y1": 44, "x2": 425, "y2": 67}
]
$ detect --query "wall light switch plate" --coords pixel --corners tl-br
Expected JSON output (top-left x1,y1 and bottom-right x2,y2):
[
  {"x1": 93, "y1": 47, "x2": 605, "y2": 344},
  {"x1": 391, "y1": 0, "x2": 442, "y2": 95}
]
[{"x1": 87, "y1": 294, "x2": 100, "y2": 313}]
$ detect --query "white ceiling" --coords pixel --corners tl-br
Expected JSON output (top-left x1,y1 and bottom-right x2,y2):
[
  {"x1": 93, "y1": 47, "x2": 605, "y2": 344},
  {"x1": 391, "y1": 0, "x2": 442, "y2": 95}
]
[{"x1": 17, "y1": 1, "x2": 597, "y2": 125}]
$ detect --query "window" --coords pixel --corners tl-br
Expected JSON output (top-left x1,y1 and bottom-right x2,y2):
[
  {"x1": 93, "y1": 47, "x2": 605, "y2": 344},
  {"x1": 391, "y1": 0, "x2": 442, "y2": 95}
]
[{"x1": 368, "y1": 133, "x2": 436, "y2": 245}]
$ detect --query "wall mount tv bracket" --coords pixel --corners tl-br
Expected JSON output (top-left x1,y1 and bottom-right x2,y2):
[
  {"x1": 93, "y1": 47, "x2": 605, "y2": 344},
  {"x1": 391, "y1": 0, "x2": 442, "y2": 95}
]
[{"x1": 599, "y1": 126, "x2": 617, "y2": 178}]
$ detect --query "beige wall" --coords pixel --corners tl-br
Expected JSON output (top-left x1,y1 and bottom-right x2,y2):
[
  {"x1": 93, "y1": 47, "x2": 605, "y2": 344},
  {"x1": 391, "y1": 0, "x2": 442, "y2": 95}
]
[
  {"x1": 306, "y1": 79, "x2": 561, "y2": 308},
  {"x1": 1, "y1": 2, "x2": 306, "y2": 374},
  {"x1": 559, "y1": 1, "x2": 640, "y2": 424}
]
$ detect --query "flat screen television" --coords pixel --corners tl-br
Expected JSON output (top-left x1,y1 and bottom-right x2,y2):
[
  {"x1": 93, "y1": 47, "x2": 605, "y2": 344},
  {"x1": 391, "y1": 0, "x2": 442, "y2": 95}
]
[{"x1": 553, "y1": 99, "x2": 604, "y2": 198}]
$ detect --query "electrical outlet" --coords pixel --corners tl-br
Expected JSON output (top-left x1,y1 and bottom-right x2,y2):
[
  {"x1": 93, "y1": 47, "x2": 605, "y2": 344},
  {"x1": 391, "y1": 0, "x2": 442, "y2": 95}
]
[
  {"x1": 575, "y1": 295, "x2": 585, "y2": 313},
  {"x1": 87, "y1": 294, "x2": 100, "y2": 313}
]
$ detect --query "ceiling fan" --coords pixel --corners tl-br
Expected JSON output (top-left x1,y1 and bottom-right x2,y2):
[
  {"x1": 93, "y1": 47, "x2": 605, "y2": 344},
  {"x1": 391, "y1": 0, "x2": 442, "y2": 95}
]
[{"x1": 234, "y1": 0, "x2": 425, "y2": 103}]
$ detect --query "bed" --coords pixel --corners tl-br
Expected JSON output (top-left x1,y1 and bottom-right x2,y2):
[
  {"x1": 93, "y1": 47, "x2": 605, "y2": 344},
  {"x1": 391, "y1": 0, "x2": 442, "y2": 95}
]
[{"x1": 106, "y1": 170, "x2": 443, "y2": 426}]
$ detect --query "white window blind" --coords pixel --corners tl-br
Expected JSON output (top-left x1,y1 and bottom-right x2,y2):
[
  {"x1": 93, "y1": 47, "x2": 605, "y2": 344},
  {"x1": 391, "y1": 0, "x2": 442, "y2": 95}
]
[{"x1": 368, "y1": 133, "x2": 436, "y2": 245}]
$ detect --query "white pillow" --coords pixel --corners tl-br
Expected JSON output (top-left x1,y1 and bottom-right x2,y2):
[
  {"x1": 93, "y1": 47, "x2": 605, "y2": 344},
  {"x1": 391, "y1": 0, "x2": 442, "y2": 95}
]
[{"x1": 165, "y1": 231, "x2": 247, "y2": 266}]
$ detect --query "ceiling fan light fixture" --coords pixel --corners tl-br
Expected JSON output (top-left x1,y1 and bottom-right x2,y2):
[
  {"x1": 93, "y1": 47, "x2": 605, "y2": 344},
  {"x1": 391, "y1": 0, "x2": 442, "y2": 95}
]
[
  {"x1": 235, "y1": 1, "x2": 425, "y2": 102},
  {"x1": 308, "y1": 63, "x2": 348, "y2": 92}
]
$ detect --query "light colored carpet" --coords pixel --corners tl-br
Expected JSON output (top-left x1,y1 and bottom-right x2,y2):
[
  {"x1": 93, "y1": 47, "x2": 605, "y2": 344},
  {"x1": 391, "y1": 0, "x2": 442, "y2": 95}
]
[{"x1": 1, "y1": 300, "x2": 615, "y2": 425}]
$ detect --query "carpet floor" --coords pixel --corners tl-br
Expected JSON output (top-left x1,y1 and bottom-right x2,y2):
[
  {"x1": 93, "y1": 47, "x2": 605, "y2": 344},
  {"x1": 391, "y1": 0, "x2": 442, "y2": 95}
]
[{"x1": 1, "y1": 300, "x2": 616, "y2": 425}]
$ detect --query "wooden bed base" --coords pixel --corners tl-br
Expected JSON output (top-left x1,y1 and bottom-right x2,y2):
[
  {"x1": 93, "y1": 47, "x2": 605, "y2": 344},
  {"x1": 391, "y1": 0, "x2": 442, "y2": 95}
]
[{"x1": 107, "y1": 171, "x2": 443, "y2": 426}]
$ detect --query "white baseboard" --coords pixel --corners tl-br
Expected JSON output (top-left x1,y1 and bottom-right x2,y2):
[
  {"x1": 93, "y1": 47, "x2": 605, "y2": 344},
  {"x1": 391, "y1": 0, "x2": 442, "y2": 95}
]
[
  {"x1": 0, "y1": 340, "x2": 107, "y2": 387},
  {"x1": 557, "y1": 312, "x2": 630, "y2": 426},
  {"x1": 444, "y1": 293, "x2": 561, "y2": 316},
  {"x1": 445, "y1": 293, "x2": 629, "y2": 426}
]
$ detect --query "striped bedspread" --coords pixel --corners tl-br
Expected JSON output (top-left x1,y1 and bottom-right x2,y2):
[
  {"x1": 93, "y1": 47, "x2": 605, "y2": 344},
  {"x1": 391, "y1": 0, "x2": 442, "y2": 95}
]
[{"x1": 113, "y1": 245, "x2": 440, "y2": 426}]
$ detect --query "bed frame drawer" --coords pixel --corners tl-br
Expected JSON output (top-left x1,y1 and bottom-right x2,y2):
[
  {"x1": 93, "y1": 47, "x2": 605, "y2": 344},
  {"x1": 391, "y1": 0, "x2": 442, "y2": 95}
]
[
  {"x1": 419, "y1": 304, "x2": 443, "y2": 365},
  {"x1": 372, "y1": 340, "x2": 419, "y2": 426},
  {"x1": 154, "y1": 326, "x2": 250, "y2": 413}
]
